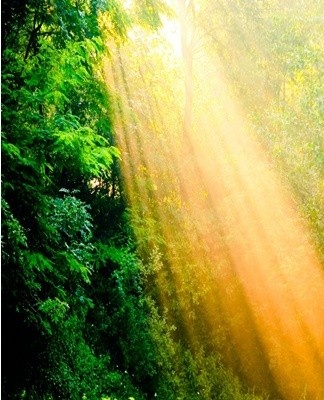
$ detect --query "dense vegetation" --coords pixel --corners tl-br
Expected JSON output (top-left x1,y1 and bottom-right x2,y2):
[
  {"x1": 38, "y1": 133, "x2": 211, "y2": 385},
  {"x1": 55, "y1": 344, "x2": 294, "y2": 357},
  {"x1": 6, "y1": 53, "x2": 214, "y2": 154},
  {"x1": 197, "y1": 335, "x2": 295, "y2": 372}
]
[{"x1": 2, "y1": 1, "x2": 323, "y2": 400}]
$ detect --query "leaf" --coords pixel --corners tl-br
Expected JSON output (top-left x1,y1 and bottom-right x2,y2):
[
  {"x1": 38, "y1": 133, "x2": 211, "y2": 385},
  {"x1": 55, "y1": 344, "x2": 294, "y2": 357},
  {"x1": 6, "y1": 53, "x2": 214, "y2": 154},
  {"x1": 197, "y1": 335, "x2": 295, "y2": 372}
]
[
  {"x1": 38, "y1": 297, "x2": 70, "y2": 323},
  {"x1": 1, "y1": 142, "x2": 21, "y2": 159},
  {"x1": 58, "y1": 252, "x2": 92, "y2": 284},
  {"x1": 25, "y1": 252, "x2": 54, "y2": 273}
]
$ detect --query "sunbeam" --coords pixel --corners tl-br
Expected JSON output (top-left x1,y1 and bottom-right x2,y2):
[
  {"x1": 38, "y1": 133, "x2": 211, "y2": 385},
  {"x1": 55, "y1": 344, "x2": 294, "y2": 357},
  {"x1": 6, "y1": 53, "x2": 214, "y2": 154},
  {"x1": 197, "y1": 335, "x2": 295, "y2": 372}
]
[{"x1": 104, "y1": 5, "x2": 324, "y2": 398}]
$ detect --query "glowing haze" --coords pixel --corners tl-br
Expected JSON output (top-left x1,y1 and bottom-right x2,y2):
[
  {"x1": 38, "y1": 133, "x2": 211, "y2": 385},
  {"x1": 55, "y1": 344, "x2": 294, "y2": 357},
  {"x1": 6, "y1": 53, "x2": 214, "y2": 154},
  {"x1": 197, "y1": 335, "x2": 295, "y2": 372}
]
[{"x1": 104, "y1": 4, "x2": 324, "y2": 399}]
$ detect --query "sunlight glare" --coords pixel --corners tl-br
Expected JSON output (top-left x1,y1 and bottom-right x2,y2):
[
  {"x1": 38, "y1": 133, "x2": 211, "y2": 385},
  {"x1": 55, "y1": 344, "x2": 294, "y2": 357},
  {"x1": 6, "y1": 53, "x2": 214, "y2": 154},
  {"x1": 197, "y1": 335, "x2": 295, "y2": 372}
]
[
  {"x1": 105, "y1": 13, "x2": 324, "y2": 399},
  {"x1": 161, "y1": 18, "x2": 182, "y2": 58}
]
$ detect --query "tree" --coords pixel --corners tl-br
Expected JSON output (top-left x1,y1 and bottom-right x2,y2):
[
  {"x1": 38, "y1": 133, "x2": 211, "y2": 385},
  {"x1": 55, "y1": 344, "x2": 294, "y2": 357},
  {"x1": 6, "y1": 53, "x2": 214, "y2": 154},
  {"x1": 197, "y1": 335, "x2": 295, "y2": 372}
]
[{"x1": 1, "y1": 1, "x2": 165, "y2": 398}]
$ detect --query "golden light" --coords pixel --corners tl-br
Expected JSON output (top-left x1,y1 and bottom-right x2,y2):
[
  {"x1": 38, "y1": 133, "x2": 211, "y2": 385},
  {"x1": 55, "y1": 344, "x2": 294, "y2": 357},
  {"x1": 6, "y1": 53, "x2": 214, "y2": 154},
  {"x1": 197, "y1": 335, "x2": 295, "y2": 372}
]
[{"x1": 103, "y1": 5, "x2": 324, "y2": 398}]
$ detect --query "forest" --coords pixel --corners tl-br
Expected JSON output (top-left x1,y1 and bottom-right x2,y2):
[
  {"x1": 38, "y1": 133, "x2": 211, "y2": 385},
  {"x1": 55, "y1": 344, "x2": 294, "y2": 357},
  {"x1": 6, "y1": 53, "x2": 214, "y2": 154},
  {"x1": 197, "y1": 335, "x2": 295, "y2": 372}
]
[{"x1": 1, "y1": 0, "x2": 324, "y2": 399}]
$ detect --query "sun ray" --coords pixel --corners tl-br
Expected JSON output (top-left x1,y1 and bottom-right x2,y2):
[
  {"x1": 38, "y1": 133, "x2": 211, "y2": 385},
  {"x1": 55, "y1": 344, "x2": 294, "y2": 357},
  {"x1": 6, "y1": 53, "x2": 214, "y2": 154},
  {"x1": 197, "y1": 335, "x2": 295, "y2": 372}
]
[{"x1": 104, "y1": 9, "x2": 324, "y2": 398}]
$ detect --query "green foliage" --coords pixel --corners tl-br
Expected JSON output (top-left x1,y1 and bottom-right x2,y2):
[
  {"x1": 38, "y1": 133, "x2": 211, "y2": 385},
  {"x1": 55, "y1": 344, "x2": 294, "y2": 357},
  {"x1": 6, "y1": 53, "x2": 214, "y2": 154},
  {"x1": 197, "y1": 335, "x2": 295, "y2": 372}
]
[
  {"x1": 2, "y1": 0, "x2": 291, "y2": 399},
  {"x1": 1, "y1": 1, "x2": 176, "y2": 398},
  {"x1": 41, "y1": 314, "x2": 144, "y2": 400},
  {"x1": 1, "y1": 2, "x2": 122, "y2": 389},
  {"x1": 132, "y1": 0, "x2": 173, "y2": 30},
  {"x1": 246, "y1": 3, "x2": 324, "y2": 263},
  {"x1": 1, "y1": 199, "x2": 27, "y2": 263},
  {"x1": 87, "y1": 244, "x2": 160, "y2": 394},
  {"x1": 38, "y1": 297, "x2": 70, "y2": 324},
  {"x1": 47, "y1": 194, "x2": 93, "y2": 242}
]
